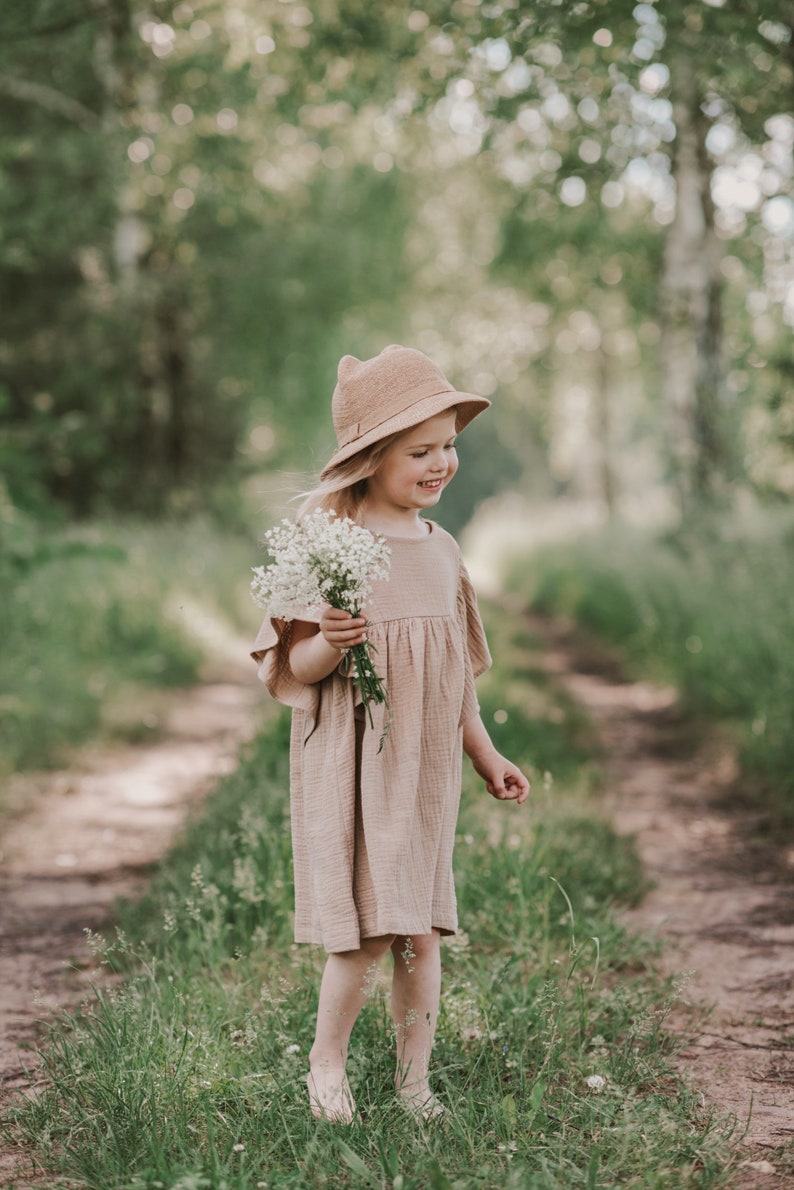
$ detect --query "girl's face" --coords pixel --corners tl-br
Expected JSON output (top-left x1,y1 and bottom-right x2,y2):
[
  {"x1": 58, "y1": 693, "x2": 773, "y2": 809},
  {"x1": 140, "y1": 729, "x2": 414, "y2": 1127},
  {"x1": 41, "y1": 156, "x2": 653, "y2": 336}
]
[{"x1": 367, "y1": 412, "x2": 459, "y2": 513}]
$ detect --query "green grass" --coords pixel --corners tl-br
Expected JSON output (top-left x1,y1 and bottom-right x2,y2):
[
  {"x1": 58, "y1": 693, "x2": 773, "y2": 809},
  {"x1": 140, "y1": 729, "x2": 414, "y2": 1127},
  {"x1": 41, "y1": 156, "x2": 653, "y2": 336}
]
[
  {"x1": 507, "y1": 513, "x2": 794, "y2": 830},
  {"x1": 4, "y1": 608, "x2": 737, "y2": 1189},
  {"x1": 0, "y1": 511, "x2": 261, "y2": 787}
]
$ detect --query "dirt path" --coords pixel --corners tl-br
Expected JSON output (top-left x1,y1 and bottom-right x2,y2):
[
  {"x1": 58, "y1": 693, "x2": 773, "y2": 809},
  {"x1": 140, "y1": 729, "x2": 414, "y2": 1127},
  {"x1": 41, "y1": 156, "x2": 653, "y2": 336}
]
[
  {"x1": 0, "y1": 653, "x2": 264, "y2": 1184},
  {"x1": 539, "y1": 616, "x2": 794, "y2": 1187},
  {"x1": 3, "y1": 615, "x2": 794, "y2": 1187}
]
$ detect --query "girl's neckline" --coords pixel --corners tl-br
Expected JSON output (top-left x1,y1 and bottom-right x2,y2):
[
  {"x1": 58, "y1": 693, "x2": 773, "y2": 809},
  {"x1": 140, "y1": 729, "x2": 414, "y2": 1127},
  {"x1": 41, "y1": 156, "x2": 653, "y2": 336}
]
[{"x1": 369, "y1": 519, "x2": 435, "y2": 542}]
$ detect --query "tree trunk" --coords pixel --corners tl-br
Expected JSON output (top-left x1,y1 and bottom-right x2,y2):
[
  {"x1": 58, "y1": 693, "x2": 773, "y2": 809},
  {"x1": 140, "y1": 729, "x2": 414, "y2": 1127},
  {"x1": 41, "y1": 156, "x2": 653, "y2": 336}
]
[
  {"x1": 659, "y1": 49, "x2": 726, "y2": 512},
  {"x1": 594, "y1": 343, "x2": 617, "y2": 518},
  {"x1": 159, "y1": 287, "x2": 192, "y2": 486},
  {"x1": 92, "y1": 0, "x2": 193, "y2": 503}
]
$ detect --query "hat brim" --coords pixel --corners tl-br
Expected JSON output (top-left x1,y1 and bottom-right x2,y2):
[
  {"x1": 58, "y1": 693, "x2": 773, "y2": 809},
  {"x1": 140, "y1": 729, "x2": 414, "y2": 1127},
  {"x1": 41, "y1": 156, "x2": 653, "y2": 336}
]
[{"x1": 319, "y1": 389, "x2": 490, "y2": 480}]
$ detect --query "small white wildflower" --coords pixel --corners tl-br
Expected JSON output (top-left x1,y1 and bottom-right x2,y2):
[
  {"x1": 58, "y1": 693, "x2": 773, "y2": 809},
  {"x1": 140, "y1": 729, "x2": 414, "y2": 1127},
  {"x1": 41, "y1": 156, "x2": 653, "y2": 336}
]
[
  {"x1": 460, "y1": 1026, "x2": 483, "y2": 1041},
  {"x1": 232, "y1": 1142, "x2": 245, "y2": 1152},
  {"x1": 401, "y1": 937, "x2": 416, "y2": 973},
  {"x1": 284, "y1": 1043, "x2": 300, "y2": 1055},
  {"x1": 232, "y1": 855, "x2": 265, "y2": 904},
  {"x1": 585, "y1": 1074, "x2": 607, "y2": 1091}
]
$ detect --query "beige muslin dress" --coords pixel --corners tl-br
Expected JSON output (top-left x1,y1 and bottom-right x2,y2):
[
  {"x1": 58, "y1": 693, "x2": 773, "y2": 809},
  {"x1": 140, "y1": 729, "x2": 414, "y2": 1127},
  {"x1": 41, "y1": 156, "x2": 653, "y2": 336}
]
[{"x1": 250, "y1": 522, "x2": 491, "y2": 953}]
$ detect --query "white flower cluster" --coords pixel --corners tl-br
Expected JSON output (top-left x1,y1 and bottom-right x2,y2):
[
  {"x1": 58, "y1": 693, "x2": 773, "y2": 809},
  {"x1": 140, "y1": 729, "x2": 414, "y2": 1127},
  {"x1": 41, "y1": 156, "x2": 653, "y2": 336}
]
[{"x1": 250, "y1": 510, "x2": 390, "y2": 621}]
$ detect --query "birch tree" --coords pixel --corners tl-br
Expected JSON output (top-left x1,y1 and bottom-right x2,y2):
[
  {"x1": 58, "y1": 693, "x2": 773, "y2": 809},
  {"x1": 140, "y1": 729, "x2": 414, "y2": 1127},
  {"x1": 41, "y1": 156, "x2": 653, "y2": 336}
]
[{"x1": 658, "y1": 41, "x2": 726, "y2": 508}]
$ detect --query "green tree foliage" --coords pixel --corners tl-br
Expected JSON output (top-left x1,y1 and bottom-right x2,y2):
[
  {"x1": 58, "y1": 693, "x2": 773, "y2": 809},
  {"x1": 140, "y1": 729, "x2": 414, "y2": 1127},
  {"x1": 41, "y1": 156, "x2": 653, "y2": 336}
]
[
  {"x1": 1, "y1": 0, "x2": 792, "y2": 521},
  {"x1": 0, "y1": 0, "x2": 415, "y2": 515},
  {"x1": 425, "y1": 0, "x2": 794, "y2": 509}
]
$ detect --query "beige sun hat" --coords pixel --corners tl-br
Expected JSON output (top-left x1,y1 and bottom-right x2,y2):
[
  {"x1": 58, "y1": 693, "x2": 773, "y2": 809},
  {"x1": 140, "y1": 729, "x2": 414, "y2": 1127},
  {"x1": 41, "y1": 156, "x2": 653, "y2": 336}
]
[{"x1": 320, "y1": 344, "x2": 491, "y2": 479}]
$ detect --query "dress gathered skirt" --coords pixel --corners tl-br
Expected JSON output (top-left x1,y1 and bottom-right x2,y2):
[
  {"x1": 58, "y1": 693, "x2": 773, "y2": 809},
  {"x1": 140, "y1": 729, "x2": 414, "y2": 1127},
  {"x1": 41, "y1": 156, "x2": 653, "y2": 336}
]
[{"x1": 250, "y1": 522, "x2": 491, "y2": 953}]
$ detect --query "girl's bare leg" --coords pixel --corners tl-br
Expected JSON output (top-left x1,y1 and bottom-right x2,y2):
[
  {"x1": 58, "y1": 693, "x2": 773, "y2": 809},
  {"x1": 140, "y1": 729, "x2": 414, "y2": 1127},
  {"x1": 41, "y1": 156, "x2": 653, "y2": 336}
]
[
  {"x1": 308, "y1": 934, "x2": 395, "y2": 1122},
  {"x1": 391, "y1": 930, "x2": 443, "y2": 1116}
]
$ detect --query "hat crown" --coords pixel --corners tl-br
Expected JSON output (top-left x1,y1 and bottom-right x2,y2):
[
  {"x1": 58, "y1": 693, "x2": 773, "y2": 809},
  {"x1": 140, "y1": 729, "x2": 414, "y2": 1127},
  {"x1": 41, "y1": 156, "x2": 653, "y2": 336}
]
[
  {"x1": 332, "y1": 345, "x2": 452, "y2": 446},
  {"x1": 319, "y1": 343, "x2": 490, "y2": 479}
]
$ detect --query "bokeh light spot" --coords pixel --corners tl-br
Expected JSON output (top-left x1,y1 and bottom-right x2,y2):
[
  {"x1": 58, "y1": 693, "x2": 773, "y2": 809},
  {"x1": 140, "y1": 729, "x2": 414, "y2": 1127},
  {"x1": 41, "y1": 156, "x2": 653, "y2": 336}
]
[
  {"x1": 560, "y1": 177, "x2": 587, "y2": 207},
  {"x1": 128, "y1": 138, "x2": 153, "y2": 164},
  {"x1": 250, "y1": 425, "x2": 276, "y2": 453},
  {"x1": 217, "y1": 108, "x2": 239, "y2": 132},
  {"x1": 172, "y1": 188, "x2": 195, "y2": 210},
  {"x1": 407, "y1": 10, "x2": 429, "y2": 31}
]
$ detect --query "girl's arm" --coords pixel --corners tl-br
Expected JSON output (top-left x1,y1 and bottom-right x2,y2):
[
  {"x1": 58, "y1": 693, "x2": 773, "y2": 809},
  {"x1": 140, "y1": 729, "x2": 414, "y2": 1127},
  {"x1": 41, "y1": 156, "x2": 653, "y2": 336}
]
[
  {"x1": 289, "y1": 608, "x2": 368, "y2": 685},
  {"x1": 463, "y1": 713, "x2": 530, "y2": 805}
]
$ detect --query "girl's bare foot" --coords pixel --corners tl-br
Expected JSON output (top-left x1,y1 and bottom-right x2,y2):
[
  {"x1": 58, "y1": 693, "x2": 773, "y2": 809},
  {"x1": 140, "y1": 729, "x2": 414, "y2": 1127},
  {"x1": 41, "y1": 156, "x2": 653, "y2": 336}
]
[
  {"x1": 306, "y1": 1067, "x2": 356, "y2": 1123},
  {"x1": 396, "y1": 1082, "x2": 446, "y2": 1122}
]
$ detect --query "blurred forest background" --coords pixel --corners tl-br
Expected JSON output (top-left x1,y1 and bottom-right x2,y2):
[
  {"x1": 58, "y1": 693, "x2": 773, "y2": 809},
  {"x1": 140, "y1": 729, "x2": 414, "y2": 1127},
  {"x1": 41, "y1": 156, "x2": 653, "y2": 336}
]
[
  {"x1": 2, "y1": 0, "x2": 792, "y2": 528},
  {"x1": 2, "y1": 0, "x2": 794, "y2": 816}
]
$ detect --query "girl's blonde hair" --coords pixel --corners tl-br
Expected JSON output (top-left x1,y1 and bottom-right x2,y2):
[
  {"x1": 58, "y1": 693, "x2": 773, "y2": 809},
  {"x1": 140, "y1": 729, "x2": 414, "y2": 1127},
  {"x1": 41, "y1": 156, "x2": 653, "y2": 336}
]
[{"x1": 294, "y1": 431, "x2": 402, "y2": 522}]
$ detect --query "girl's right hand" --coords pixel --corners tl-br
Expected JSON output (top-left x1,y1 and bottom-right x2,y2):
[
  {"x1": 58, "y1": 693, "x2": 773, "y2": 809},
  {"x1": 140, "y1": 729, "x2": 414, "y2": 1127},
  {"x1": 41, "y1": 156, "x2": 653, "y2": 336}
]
[{"x1": 319, "y1": 607, "x2": 368, "y2": 653}]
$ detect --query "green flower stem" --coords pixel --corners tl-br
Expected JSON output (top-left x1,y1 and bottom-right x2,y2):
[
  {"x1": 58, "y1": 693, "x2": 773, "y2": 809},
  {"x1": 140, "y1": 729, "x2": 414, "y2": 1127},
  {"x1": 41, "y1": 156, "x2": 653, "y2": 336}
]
[
  {"x1": 330, "y1": 598, "x2": 390, "y2": 752},
  {"x1": 350, "y1": 640, "x2": 388, "y2": 727}
]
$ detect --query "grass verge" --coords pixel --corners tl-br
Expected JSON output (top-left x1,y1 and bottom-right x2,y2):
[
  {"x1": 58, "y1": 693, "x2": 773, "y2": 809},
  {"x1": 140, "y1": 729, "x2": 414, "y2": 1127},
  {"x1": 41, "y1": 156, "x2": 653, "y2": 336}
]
[
  {"x1": 0, "y1": 512, "x2": 260, "y2": 790},
  {"x1": 4, "y1": 606, "x2": 737, "y2": 1188},
  {"x1": 506, "y1": 513, "x2": 794, "y2": 831}
]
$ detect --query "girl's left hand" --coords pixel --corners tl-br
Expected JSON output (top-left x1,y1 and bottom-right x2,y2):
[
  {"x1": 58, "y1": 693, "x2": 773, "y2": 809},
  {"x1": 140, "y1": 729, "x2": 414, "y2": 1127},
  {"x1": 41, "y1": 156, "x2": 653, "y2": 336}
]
[{"x1": 473, "y1": 753, "x2": 530, "y2": 805}]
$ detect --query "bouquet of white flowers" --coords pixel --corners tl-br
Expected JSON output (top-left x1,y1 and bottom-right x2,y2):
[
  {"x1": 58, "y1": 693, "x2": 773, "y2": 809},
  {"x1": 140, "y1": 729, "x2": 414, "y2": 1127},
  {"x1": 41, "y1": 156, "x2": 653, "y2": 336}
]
[{"x1": 251, "y1": 510, "x2": 391, "y2": 742}]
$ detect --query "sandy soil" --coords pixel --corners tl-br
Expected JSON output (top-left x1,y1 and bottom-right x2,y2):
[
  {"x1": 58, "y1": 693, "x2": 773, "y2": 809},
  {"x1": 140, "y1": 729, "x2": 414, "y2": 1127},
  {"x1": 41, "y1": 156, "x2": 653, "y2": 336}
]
[
  {"x1": 0, "y1": 653, "x2": 264, "y2": 1186},
  {"x1": 539, "y1": 617, "x2": 794, "y2": 1189}
]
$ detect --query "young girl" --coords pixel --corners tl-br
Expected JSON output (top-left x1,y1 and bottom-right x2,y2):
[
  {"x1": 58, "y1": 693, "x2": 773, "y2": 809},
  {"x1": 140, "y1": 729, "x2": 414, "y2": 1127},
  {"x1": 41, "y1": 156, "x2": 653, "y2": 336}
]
[{"x1": 251, "y1": 345, "x2": 530, "y2": 1123}]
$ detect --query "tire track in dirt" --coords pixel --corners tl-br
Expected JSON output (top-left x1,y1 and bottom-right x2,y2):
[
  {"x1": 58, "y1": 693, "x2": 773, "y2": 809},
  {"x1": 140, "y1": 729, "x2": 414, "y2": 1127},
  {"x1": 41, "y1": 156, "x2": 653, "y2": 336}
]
[
  {"x1": 0, "y1": 654, "x2": 264, "y2": 1185},
  {"x1": 538, "y1": 615, "x2": 794, "y2": 1189}
]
